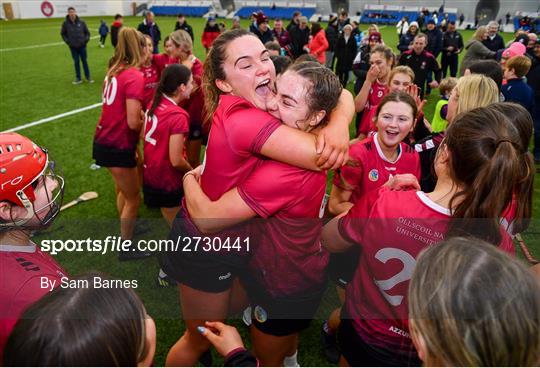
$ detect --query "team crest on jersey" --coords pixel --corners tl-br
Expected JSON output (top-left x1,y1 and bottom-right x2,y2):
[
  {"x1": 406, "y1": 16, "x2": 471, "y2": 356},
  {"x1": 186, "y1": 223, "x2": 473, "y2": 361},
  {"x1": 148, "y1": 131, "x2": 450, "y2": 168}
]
[{"x1": 368, "y1": 169, "x2": 379, "y2": 182}]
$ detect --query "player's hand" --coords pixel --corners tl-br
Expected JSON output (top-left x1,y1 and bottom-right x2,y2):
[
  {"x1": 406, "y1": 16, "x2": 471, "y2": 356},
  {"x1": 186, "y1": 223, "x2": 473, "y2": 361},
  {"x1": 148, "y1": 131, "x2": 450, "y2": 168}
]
[
  {"x1": 316, "y1": 123, "x2": 350, "y2": 170},
  {"x1": 384, "y1": 174, "x2": 421, "y2": 191},
  {"x1": 366, "y1": 64, "x2": 380, "y2": 83},
  {"x1": 187, "y1": 165, "x2": 203, "y2": 182},
  {"x1": 198, "y1": 321, "x2": 245, "y2": 357},
  {"x1": 447, "y1": 46, "x2": 454, "y2": 52},
  {"x1": 429, "y1": 80, "x2": 439, "y2": 89},
  {"x1": 407, "y1": 84, "x2": 427, "y2": 116}
]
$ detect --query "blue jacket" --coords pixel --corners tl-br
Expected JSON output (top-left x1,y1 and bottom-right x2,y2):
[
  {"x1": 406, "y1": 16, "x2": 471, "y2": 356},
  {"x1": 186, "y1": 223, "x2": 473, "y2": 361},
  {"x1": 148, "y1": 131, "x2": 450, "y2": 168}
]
[
  {"x1": 99, "y1": 22, "x2": 109, "y2": 36},
  {"x1": 502, "y1": 78, "x2": 535, "y2": 112}
]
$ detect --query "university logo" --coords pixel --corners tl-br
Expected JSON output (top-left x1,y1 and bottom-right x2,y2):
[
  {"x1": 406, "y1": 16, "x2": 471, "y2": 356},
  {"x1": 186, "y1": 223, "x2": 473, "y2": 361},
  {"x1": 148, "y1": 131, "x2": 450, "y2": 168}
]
[{"x1": 368, "y1": 169, "x2": 379, "y2": 182}]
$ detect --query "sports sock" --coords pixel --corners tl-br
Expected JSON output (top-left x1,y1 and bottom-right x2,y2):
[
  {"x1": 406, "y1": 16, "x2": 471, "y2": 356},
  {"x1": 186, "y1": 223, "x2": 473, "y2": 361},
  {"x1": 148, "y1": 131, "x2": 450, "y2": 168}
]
[{"x1": 283, "y1": 350, "x2": 299, "y2": 367}]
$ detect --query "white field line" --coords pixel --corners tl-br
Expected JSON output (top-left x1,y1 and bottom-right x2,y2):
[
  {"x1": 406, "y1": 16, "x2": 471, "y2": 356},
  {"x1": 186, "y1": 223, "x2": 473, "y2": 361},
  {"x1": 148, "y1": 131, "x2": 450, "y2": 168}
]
[
  {"x1": 0, "y1": 35, "x2": 99, "y2": 52},
  {"x1": 2, "y1": 102, "x2": 102, "y2": 133}
]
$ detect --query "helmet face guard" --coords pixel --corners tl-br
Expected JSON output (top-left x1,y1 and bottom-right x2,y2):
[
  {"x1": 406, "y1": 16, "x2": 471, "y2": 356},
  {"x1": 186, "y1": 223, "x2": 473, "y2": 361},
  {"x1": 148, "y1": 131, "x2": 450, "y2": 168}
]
[{"x1": 0, "y1": 133, "x2": 65, "y2": 231}]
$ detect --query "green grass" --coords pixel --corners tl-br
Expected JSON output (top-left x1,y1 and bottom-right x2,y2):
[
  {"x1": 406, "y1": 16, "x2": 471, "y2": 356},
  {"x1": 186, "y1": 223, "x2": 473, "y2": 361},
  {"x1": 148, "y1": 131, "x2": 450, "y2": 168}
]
[{"x1": 1, "y1": 16, "x2": 539, "y2": 366}]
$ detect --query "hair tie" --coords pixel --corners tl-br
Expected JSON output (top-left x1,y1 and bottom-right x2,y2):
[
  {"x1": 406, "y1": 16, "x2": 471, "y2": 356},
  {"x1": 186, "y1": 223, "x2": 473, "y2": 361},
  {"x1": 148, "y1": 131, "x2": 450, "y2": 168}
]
[{"x1": 495, "y1": 139, "x2": 515, "y2": 148}]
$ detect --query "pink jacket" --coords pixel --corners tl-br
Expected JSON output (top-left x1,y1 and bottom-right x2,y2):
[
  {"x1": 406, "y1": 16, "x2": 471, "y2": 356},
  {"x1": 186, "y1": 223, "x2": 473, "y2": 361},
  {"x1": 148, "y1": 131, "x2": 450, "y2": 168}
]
[{"x1": 308, "y1": 29, "x2": 329, "y2": 64}]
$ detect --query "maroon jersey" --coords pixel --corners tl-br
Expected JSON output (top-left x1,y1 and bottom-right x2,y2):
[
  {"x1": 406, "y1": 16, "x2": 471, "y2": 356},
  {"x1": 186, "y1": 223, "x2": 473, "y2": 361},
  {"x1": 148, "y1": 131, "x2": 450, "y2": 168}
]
[
  {"x1": 333, "y1": 133, "x2": 421, "y2": 204},
  {"x1": 180, "y1": 58, "x2": 205, "y2": 128},
  {"x1": 199, "y1": 95, "x2": 281, "y2": 201},
  {"x1": 143, "y1": 96, "x2": 189, "y2": 192},
  {"x1": 338, "y1": 188, "x2": 515, "y2": 356},
  {"x1": 94, "y1": 67, "x2": 144, "y2": 150},
  {"x1": 238, "y1": 160, "x2": 328, "y2": 297},
  {"x1": 358, "y1": 80, "x2": 388, "y2": 136},
  {"x1": 0, "y1": 244, "x2": 67, "y2": 361},
  {"x1": 152, "y1": 53, "x2": 179, "y2": 78},
  {"x1": 140, "y1": 63, "x2": 159, "y2": 111}
]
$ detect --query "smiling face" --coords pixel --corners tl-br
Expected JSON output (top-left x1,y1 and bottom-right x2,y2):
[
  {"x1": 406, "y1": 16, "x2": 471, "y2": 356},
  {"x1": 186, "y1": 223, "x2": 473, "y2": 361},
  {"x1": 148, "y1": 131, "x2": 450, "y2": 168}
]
[
  {"x1": 389, "y1": 72, "x2": 413, "y2": 92},
  {"x1": 266, "y1": 70, "x2": 322, "y2": 131},
  {"x1": 164, "y1": 39, "x2": 174, "y2": 56},
  {"x1": 413, "y1": 37, "x2": 427, "y2": 54},
  {"x1": 218, "y1": 35, "x2": 275, "y2": 110},
  {"x1": 375, "y1": 101, "x2": 415, "y2": 149}
]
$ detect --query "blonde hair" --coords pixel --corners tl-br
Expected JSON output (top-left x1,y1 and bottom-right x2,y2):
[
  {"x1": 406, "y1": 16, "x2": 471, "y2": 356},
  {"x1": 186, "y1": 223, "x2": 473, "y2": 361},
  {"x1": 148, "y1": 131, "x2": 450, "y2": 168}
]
[
  {"x1": 439, "y1": 77, "x2": 457, "y2": 97},
  {"x1": 506, "y1": 55, "x2": 532, "y2": 78},
  {"x1": 169, "y1": 29, "x2": 193, "y2": 52},
  {"x1": 107, "y1": 27, "x2": 145, "y2": 81},
  {"x1": 389, "y1": 65, "x2": 415, "y2": 83},
  {"x1": 473, "y1": 26, "x2": 488, "y2": 41},
  {"x1": 409, "y1": 237, "x2": 540, "y2": 366},
  {"x1": 453, "y1": 74, "x2": 499, "y2": 117}
]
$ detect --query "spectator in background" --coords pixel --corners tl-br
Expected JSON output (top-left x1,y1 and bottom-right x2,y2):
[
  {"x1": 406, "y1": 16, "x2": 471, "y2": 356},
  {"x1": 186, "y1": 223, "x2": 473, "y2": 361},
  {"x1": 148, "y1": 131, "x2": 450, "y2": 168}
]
[
  {"x1": 397, "y1": 21, "x2": 418, "y2": 53},
  {"x1": 98, "y1": 19, "x2": 108, "y2": 48},
  {"x1": 527, "y1": 39, "x2": 540, "y2": 163},
  {"x1": 352, "y1": 31, "x2": 381, "y2": 93},
  {"x1": 417, "y1": 12, "x2": 425, "y2": 31},
  {"x1": 231, "y1": 15, "x2": 241, "y2": 30},
  {"x1": 337, "y1": 10, "x2": 350, "y2": 33},
  {"x1": 289, "y1": 16, "x2": 310, "y2": 58},
  {"x1": 110, "y1": 14, "x2": 123, "y2": 48},
  {"x1": 253, "y1": 13, "x2": 274, "y2": 44},
  {"x1": 249, "y1": 11, "x2": 260, "y2": 33},
  {"x1": 265, "y1": 41, "x2": 281, "y2": 56},
  {"x1": 483, "y1": 20, "x2": 505, "y2": 52},
  {"x1": 459, "y1": 13, "x2": 464, "y2": 26},
  {"x1": 399, "y1": 33, "x2": 441, "y2": 97},
  {"x1": 431, "y1": 77, "x2": 458, "y2": 133},
  {"x1": 201, "y1": 16, "x2": 220, "y2": 54},
  {"x1": 61, "y1": 7, "x2": 91, "y2": 84},
  {"x1": 500, "y1": 42, "x2": 527, "y2": 69},
  {"x1": 325, "y1": 14, "x2": 338, "y2": 69},
  {"x1": 425, "y1": 19, "x2": 443, "y2": 95},
  {"x1": 335, "y1": 24, "x2": 357, "y2": 87},
  {"x1": 441, "y1": 21, "x2": 463, "y2": 77},
  {"x1": 502, "y1": 55, "x2": 534, "y2": 111},
  {"x1": 305, "y1": 22, "x2": 328, "y2": 64},
  {"x1": 272, "y1": 18, "x2": 290, "y2": 49},
  {"x1": 396, "y1": 16, "x2": 409, "y2": 42},
  {"x1": 360, "y1": 24, "x2": 384, "y2": 46},
  {"x1": 174, "y1": 14, "x2": 194, "y2": 41},
  {"x1": 506, "y1": 12, "x2": 512, "y2": 25},
  {"x1": 138, "y1": 11, "x2": 161, "y2": 54},
  {"x1": 465, "y1": 59, "x2": 504, "y2": 92},
  {"x1": 287, "y1": 11, "x2": 301, "y2": 32},
  {"x1": 459, "y1": 26, "x2": 496, "y2": 76},
  {"x1": 526, "y1": 33, "x2": 538, "y2": 59}
]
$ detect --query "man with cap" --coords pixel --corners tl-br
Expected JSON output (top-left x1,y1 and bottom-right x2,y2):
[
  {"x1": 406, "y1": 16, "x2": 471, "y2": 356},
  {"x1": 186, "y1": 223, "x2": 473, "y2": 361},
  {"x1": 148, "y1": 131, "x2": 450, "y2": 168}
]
[
  {"x1": 425, "y1": 19, "x2": 443, "y2": 94},
  {"x1": 325, "y1": 14, "x2": 339, "y2": 69},
  {"x1": 441, "y1": 21, "x2": 463, "y2": 77},
  {"x1": 483, "y1": 20, "x2": 505, "y2": 52},
  {"x1": 253, "y1": 13, "x2": 274, "y2": 44},
  {"x1": 137, "y1": 11, "x2": 161, "y2": 54},
  {"x1": 399, "y1": 33, "x2": 441, "y2": 98}
]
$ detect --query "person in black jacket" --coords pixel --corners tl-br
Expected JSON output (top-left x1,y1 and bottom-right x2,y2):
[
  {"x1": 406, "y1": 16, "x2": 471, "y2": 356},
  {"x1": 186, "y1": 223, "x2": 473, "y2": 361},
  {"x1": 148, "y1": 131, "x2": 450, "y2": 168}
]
[
  {"x1": 526, "y1": 40, "x2": 540, "y2": 163},
  {"x1": 61, "y1": 7, "x2": 91, "y2": 84},
  {"x1": 397, "y1": 21, "x2": 419, "y2": 54},
  {"x1": 483, "y1": 21, "x2": 505, "y2": 52},
  {"x1": 174, "y1": 14, "x2": 194, "y2": 41},
  {"x1": 110, "y1": 14, "x2": 123, "y2": 48},
  {"x1": 253, "y1": 13, "x2": 274, "y2": 45},
  {"x1": 325, "y1": 14, "x2": 339, "y2": 70},
  {"x1": 287, "y1": 11, "x2": 301, "y2": 32},
  {"x1": 425, "y1": 19, "x2": 443, "y2": 94},
  {"x1": 138, "y1": 11, "x2": 161, "y2": 54},
  {"x1": 441, "y1": 21, "x2": 463, "y2": 77},
  {"x1": 289, "y1": 16, "x2": 310, "y2": 58},
  {"x1": 335, "y1": 24, "x2": 357, "y2": 87}
]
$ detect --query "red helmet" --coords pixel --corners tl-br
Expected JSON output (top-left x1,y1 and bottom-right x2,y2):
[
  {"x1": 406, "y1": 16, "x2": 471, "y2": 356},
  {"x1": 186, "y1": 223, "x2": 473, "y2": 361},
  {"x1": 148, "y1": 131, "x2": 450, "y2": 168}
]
[
  {"x1": 0, "y1": 133, "x2": 63, "y2": 228},
  {"x1": 0, "y1": 132, "x2": 47, "y2": 207}
]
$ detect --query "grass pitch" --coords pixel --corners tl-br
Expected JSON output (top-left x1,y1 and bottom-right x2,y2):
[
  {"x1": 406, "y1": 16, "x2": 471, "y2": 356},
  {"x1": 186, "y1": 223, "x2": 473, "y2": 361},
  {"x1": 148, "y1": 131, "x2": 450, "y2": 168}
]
[{"x1": 1, "y1": 16, "x2": 538, "y2": 366}]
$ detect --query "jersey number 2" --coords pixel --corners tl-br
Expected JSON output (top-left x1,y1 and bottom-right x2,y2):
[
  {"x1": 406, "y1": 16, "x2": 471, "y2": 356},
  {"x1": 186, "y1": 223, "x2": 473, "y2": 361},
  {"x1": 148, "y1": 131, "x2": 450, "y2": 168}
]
[
  {"x1": 144, "y1": 114, "x2": 158, "y2": 146},
  {"x1": 373, "y1": 248, "x2": 416, "y2": 306}
]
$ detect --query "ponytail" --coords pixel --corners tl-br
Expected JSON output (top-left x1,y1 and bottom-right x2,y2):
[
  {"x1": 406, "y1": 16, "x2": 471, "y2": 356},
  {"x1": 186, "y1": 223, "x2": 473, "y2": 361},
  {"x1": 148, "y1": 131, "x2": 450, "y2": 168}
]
[
  {"x1": 445, "y1": 107, "x2": 522, "y2": 244},
  {"x1": 148, "y1": 64, "x2": 191, "y2": 118}
]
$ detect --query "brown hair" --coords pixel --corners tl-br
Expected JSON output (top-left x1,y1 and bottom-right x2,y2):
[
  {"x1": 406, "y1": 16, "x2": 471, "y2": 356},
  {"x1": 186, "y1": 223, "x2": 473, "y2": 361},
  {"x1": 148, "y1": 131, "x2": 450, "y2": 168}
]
[
  {"x1": 488, "y1": 102, "x2": 534, "y2": 234},
  {"x1": 4, "y1": 274, "x2": 150, "y2": 366},
  {"x1": 505, "y1": 55, "x2": 532, "y2": 78},
  {"x1": 375, "y1": 91, "x2": 418, "y2": 121},
  {"x1": 107, "y1": 27, "x2": 145, "y2": 81},
  {"x1": 388, "y1": 65, "x2": 415, "y2": 83},
  {"x1": 169, "y1": 29, "x2": 193, "y2": 52},
  {"x1": 148, "y1": 64, "x2": 192, "y2": 118},
  {"x1": 445, "y1": 107, "x2": 522, "y2": 244},
  {"x1": 438, "y1": 77, "x2": 457, "y2": 97},
  {"x1": 202, "y1": 28, "x2": 254, "y2": 123},
  {"x1": 286, "y1": 61, "x2": 342, "y2": 127},
  {"x1": 370, "y1": 44, "x2": 395, "y2": 67},
  {"x1": 409, "y1": 237, "x2": 540, "y2": 366}
]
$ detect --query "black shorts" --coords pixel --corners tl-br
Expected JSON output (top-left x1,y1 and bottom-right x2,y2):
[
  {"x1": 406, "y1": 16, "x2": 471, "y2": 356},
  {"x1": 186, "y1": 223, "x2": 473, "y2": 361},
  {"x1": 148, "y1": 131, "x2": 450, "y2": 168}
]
[
  {"x1": 92, "y1": 141, "x2": 136, "y2": 168},
  {"x1": 338, "y1": 311, "x2": 421, "y2": 367},
  {"x1": 327, "y1": 247, "x2": 360, "y2": 288},
  {"x1": 243, "y1": 277, "x2": 327, "y2": 336},
  {"x1": 159, "y1": 206, "x2": 248, "y2": 293},
  {"x1": 143, "y1": 184, "x2": 183, "y2": 208}
]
